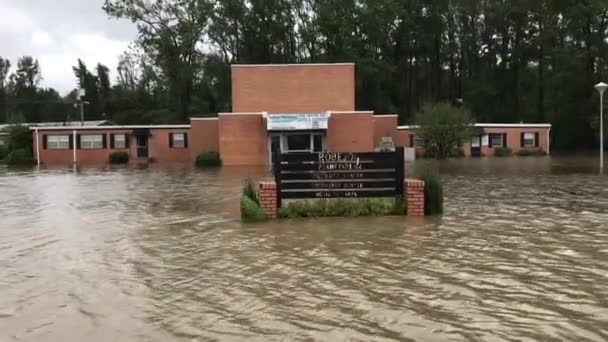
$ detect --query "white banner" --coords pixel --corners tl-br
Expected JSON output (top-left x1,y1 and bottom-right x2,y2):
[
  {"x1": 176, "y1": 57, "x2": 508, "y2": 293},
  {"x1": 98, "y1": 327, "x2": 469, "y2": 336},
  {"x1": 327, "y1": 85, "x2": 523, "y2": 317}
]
[{"x1": 267, "y1": 113, "x2": 329, "y2": 131}]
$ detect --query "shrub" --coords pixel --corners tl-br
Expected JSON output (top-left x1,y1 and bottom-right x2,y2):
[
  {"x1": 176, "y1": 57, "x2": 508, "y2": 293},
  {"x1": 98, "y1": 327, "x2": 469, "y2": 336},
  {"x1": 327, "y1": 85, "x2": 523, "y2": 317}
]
[
  {"x1": 6, "y1": 148, "x2": 33, "y2": 165},
  {"x1": 277, "y1": 198, "x2": 402, "y2": 219},
  {"x1": 516, "y1": 149, "x2": 547, "y2": 157},
  {"x1": 7, "y1": 125, "x2": 33, "y2": 152},
  {"x1": 242, "y1": 178, "x2": 259, "y2": 205},
  {"x1": 0, "y1": 145, "x2": 8, "y2": 161},
  {"x1": 195, "y1": 151, "x2": 221, "y2": 167},
  {"x1": 494, "y1": 147, "x2": 512, "y2": 157},
  {"x1": 109, "y1": 151, "x2": 129, "y2": 164},
  {"x1": 240, "y1": 195, "x2": 266, "y2": 222},
  {"x1": 416, "y1": 167, "x2": 443, "y2": 215},
  {"x1": 414, "y1": 102, "x2": 473, "y2": 159}
]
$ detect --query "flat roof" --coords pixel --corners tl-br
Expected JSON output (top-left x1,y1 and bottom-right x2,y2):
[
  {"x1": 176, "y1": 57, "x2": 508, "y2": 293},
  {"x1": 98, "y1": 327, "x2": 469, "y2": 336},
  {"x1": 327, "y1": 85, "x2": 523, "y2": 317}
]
[
  {"x1": 398, "y1": 123, "x2": 552, "y2": 130},
  {"x1": 232, "y1": 63, "x2": 355, "y2": 68},
  {"x1": 31, "y1": 125, "x2": 191, "y2": 131}
]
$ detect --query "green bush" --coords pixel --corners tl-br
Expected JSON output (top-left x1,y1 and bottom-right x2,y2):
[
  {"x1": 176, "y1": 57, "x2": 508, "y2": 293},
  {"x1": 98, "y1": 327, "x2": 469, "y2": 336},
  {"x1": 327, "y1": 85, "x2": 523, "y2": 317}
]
[
  {"x1": 242, "y1": 178, "x2": 259, "y2": 205},
  {"x1": 109, "y1": 151, "x2": 129, "y2": 164},
  {"x1": 277, "y1": 198, "x2": 402, "y2": 219},
  {"x1": 6, "y1": 148, "x2": 33, "y2": 165},
  {"x1": 494, "y1": 147, "x2": 512, "y2": 157},
  {"x1": 7, "y1": 125, "x2": 33, "y2": 152},
  {"x1": 416, "y1": 167, "x2": 443, "y2": 215},
  {"x1": 0, "y1": 145, "x2": 8, "y2": 161},
  {"x1": 240, "y1": 195, "x2": 267, "y2": 222},
  {"x1": 516, "y1": 149, "x2": 547, "y2": 157},
  {"x1": 195, "y1": 151, "x2": 221, "y2": 167}
]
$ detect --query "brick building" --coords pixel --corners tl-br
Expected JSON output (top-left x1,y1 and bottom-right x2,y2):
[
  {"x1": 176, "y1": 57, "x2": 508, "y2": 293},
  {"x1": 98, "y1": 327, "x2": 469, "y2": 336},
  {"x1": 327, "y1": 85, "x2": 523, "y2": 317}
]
[{"x1": 32, "y1": 63, "x2": 551, "y2": 165}]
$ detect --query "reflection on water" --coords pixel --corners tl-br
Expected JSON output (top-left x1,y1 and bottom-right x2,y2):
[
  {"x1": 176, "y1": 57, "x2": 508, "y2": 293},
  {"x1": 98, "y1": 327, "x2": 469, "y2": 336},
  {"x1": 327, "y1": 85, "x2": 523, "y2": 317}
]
[{"x1": 1, "y1": 157, "x2": 607, "y2": 341}]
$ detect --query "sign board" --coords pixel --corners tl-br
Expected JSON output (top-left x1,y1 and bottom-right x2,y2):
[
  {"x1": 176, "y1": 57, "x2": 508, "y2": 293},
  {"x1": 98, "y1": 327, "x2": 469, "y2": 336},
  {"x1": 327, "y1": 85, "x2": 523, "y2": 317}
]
[
  {"x1": 273, "y1": 148, "x2": 404, "y2": 206},
  {"x1": 267, "y1": 113, "x2": 329, "y2": 131}
]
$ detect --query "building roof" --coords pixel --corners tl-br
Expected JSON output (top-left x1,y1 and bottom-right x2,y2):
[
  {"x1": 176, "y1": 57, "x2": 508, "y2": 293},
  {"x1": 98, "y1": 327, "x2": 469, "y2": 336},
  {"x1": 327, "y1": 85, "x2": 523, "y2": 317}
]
[
  {"x1": 30, "y1": 124, "x2": 190, "y2": 131},
  {"x1": 398, "y1": 123, "x2": 552, "y2": 130},
  {"x1": 0, "y1": 120, "x2": 113, "y2": 131}
]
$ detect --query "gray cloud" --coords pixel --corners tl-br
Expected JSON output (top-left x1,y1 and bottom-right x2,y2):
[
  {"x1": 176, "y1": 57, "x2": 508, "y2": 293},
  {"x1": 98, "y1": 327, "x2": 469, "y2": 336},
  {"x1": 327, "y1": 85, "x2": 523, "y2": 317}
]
[{"x1": 0, "y1": 0, "x2": 138, "y2": 94}]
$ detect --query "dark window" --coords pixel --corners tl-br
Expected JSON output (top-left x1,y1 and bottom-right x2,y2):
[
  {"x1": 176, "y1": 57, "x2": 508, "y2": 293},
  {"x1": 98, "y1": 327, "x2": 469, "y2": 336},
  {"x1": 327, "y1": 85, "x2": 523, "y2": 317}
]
[
  {"x1": 170, "y1": 133, "x2": 188, "y2": 148},
  {"x1": 489, "y1": 134, "x2": 504, "y2": 148},
  {"x1": 313, "y1": 134, "x2": 323, "y2": 152},
  {"x1": 286, "y1": 134, "x2": 310, "y2": 151}
]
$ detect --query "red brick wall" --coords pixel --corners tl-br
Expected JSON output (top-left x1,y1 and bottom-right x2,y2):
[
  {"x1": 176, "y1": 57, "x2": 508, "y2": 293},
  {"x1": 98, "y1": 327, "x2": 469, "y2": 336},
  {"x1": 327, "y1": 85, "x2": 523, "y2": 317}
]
[
  {"x1": 405, "y1": 179, "x2": 425, "y2": 217},
  {"x1": 481, "y1": 127, "x2": 549, "y2": 156},
  {"x1": 35, "y1": 129, "x2": 134, "y2": 165},
  {"x1": 396, "y1": 126, "x2": 550, "y2": 157},
  {"x1": 394, "y1": 129, "x2": 411, "y2": 148},
  {"x1": 231, "y1": 64, "x2": 355, "y2": 113},
  {"x1": 219, "y1": 114, "x2": 268, "y2": 166},
  {"x1": 327, "y1": 112, "x2": 375, "y2": 152},
  {"x1": 147, "y1": 129, "x2": 191, "y2": 162},
  {"x1": 373, "y1": 115, "x2": 398, "y2": 147},
  {"x1": 34, "y1": 128, "x2": 192, "y2": 164},
  {"x1": 189, "y1": 118, "x2": 219, "y2": 160},
  {"x1": 257, "y1": 181, "x2": 277, "y2": 219}
]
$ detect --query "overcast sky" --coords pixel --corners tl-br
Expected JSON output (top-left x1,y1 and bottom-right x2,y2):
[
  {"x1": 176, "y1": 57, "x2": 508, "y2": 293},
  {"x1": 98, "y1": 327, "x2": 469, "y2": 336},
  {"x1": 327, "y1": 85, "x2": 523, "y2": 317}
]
[{"x1": 0, "y1": 0, "x2": 138, "y2": 94}]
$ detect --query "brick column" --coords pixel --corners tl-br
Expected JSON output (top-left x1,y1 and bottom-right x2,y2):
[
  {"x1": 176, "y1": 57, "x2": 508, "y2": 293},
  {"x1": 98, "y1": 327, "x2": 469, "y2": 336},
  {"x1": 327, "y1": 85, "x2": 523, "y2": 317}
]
[
  {"x1": 257, "y1": 181, "x2": 278, "y2": 219},
  {"x1": 404, "y1": 179, "x2": 425, "y2": 217}
]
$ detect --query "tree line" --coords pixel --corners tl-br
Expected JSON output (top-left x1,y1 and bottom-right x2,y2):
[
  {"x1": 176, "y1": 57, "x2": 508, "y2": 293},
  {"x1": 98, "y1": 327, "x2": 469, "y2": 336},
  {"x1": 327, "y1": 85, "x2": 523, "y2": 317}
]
[{"x1": 2, "y1": 0, "x2": 608, "y2": 149}]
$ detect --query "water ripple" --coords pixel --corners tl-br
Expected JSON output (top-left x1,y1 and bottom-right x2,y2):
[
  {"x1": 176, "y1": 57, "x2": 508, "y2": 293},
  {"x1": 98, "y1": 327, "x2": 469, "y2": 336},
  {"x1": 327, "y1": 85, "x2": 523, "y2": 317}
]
[{"x1": 1, "y1": 160, "x2": 608, "y2": 341}]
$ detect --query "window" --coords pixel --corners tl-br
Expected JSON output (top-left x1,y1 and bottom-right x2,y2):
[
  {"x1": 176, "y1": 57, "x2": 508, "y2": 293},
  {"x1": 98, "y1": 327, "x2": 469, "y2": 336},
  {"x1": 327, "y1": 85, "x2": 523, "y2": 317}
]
[
  {"x1": 170, "y1": 133, "x2": 187, "y2": 148},
  {"x1": 113, "y1": 134, "x2": 127, "y2": 149},
  {"x1": 47, "y1": 135, "x2": 70, "y2": 150},
  {"x1": 80, "y1": 134, "x2": 104, "y2": 149},
  {"x1": 524, "y1": 132, "x2": 536, "y2": 147},
  {"x1": 285, "y1": 133, "x2": 311, "y2": 151},
  {"x1": 412, "y1": 135, "x2": 424, "y2": 148},
  {"x1": 489, "y1": 134, "x2": 504, "y2": 148}
]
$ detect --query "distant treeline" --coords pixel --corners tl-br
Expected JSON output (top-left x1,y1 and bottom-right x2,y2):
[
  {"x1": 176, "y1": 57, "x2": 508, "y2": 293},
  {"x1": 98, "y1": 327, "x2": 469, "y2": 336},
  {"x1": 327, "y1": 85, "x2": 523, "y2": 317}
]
[{"x1": 1, "y1": 0, "x2": 608, "y2": 149}]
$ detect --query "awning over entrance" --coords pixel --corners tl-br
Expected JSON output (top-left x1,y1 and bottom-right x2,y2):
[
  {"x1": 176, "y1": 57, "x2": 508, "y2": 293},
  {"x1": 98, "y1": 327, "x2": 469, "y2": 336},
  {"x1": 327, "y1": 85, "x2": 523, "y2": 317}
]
[{"x1": 266, "y1": 113, "x2": 329, "y2": 131}]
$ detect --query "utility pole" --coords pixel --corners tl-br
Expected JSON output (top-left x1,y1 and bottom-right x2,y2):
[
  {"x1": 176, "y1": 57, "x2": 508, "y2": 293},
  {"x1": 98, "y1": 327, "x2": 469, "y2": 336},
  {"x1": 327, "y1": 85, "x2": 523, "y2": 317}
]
[{"x1": 78, "y1": 88, "x2": 85, "y2": 126}]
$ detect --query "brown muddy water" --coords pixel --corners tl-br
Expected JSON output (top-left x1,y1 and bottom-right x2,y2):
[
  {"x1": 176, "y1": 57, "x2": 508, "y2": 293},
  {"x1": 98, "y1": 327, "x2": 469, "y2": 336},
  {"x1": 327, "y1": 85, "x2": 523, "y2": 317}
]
[{"x1": 1, "y1": 156, "x2": 607, "y2": 341}]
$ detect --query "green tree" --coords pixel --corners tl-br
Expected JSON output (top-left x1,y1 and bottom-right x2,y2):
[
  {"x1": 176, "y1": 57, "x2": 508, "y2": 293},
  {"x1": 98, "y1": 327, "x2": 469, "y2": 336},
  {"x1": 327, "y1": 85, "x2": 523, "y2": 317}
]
[
  {"x1": 0, "y1": 57, "x2": 10, "y2": 123},
  {"x1": 414, "y1": 102, "x2": 473, "y2": 159},
  {"x1": 97, "y1": 63, "x2": 112, "y2": 118},
  {"x1": 73, "y1": 59, "x2": 102, "y2": 119},
  {"x1": 11, "y1": 56, "x2": 43, "y2": 122},
  {"x1": 103, "y1": 0, "x2": 212, "y2": 122}
]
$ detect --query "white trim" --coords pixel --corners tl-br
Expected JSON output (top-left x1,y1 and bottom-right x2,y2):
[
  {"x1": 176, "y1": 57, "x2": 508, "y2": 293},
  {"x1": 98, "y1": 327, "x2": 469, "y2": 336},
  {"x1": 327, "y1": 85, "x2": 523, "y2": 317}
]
[
  {"x1": 547, "y1": 128, "x2": 551, "y2": 155},
  {"x1": 190, "y1": 117, "x2": 218, "y2": 121},
  {"x1": 232, "y1": 63, "x2": 354, "y2": 68},
  {"x1": 328, "y1": 110, "x2": 374, "y2": 115},
  {"x1": 374, "y1": 114, "x2": 398, "y2": 118},
  {"x1": 30, "y1": 125, "x2": 191, "y2": 131},
  {"x1": 475, "y1": 123, "x2": 552, "y2": 128},
  {"x1": 218, "y1": 112, "x2": 265, "y2": 116},
  {"x1": 35, "y1": 128, "x2": 40, "y2": 166},
  {"x1": 398, "y1": 123, "x2": 552, "y2": 130},
  {"x1": 72, "y1": 130, "x2": 77, "y2": 164}
]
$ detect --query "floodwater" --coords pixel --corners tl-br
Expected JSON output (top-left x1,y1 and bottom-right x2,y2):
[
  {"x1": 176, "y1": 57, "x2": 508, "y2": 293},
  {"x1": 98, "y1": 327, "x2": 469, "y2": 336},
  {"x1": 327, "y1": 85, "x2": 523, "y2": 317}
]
[{"x1": 1, "y1": 156, "x2": 607, "y2": 341}]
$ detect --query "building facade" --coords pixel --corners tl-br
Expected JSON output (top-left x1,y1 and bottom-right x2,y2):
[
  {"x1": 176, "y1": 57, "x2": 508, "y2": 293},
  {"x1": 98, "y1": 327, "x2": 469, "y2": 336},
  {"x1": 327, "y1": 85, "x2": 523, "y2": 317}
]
[{"x1": 32, "y1": 63, "x2": 551, "y2": 165}]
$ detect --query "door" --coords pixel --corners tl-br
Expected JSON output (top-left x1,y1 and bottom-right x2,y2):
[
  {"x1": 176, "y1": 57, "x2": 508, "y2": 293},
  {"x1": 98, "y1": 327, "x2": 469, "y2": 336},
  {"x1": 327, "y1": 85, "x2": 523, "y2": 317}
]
[
  {"x1": 136, "y1": 135, "x2": 148, "y2": 158},
  {"x1": 470, "y1": 135, "x2": 481, "y2": 157}
]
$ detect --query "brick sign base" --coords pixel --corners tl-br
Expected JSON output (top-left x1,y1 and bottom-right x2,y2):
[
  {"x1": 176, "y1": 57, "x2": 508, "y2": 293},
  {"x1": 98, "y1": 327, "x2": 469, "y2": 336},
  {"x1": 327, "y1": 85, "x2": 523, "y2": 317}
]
[{"x1": 257, "y1": 179, "x2": 426, "y2": 218}]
